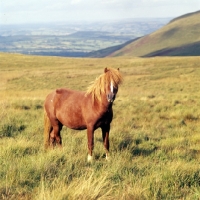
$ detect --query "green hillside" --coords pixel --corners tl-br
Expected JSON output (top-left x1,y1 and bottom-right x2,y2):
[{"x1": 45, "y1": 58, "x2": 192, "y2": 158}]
[{"x1": 109, "y1": 10, "x2": 200, "y2": 57}]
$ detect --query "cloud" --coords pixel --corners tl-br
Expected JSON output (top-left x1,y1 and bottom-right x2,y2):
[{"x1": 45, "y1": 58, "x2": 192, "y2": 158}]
[
  {"x1": 1, "y1": 0, "x2": 199, "y2": 12},
  {"x1": 1, "y1": 0, "x2": 200, "y2": 24},
  {"x1": 70, "y1": 0, "x2": 82, "y2": 5}
]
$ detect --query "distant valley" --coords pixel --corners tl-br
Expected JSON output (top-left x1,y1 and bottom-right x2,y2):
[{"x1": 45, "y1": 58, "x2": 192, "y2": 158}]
[{"x1": 0, "y1": 18, "x2": 170, "y2": 57}]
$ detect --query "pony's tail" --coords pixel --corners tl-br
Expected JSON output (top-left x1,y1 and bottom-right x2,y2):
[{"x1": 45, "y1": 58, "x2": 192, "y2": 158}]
[{"x1": 44, "y1": 109, "x2": 52, "y2": 149}]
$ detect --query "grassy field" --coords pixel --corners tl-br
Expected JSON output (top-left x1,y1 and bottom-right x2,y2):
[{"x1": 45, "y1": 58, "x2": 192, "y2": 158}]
[{"x1": 1, "y1": 53, "x2": 200, "y2": 199}]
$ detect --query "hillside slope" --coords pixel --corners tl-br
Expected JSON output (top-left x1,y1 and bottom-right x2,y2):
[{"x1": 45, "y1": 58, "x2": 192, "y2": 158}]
[
  {"x1": 86, "y1": 38, "x2": 140, "y2": 58},
  {"x1": 109, "y1": 10, "x2": 200, "y2": 57}
]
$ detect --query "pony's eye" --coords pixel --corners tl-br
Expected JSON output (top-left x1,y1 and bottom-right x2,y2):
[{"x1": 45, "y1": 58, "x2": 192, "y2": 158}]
[{"x1": 113, "y1": 87, "x2": 118, "y2": 93}]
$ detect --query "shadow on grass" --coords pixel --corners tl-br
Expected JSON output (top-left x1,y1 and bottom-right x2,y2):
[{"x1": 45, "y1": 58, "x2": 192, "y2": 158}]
[
  {"x1": 118, "y1": 136, "x2": 157, "y2": 157},
  {"x1": 0, "y1": 123, "x2": 26, "y2": 138},
  {"x1": 131, "y1": 146, "x2": 157, "y2": 157},
  {"x1": 95, "y1": 135, "x2": 157, "y2": 159}
]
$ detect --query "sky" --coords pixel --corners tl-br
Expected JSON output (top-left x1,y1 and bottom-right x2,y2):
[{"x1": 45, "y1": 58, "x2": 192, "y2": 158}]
[{"x1": 1, "y1": 0, "x2": 200, "y2": 25}]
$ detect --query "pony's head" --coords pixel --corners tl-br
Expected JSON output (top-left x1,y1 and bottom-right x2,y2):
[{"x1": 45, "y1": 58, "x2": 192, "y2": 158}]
[
  {"x1": 104, "y1": 68, "x2": 119, "y2": 103},
  {"x1": 86, "y1": 68, "x2": 123, "y2": 103}
]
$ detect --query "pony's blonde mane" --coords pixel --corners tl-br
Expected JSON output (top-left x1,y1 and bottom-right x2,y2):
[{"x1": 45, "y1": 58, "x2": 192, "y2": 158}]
[{"x1": 86, "y1": 68, "x2": 123, "y2": 103}]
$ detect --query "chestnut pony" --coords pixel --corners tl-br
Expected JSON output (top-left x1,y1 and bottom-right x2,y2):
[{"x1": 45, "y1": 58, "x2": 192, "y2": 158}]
[{"x1": 44, "y1": 68, "x2": 122, "y2": 161}]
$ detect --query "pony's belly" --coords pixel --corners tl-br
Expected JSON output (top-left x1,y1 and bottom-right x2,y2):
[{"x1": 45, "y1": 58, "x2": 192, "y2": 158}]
[
  {"x1": 56, "y1": 106, "x2": 87, "y2": 130},
  {"x1": 68, "y1": 124, "x2": 87, "y2": 130},
  {"x1": 60, "y1": 119, "x2": 87, "y2": 130}
]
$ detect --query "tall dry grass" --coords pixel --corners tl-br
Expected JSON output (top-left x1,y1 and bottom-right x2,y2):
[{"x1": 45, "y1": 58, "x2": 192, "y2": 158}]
[{"x1": 1, "y1": 53, "x2": 200, "y2": 199}]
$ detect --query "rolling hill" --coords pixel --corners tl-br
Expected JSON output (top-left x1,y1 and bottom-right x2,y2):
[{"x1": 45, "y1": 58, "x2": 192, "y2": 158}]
[
  {"x1": 86, "y1": 38, "x2": 140, "y2": 58},
  {"x1": 91, "y1": 10, "x2": 200, "y2": 57}
]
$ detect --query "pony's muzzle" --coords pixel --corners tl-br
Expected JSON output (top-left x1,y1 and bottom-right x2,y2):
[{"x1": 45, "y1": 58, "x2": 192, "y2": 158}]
[{"x1": 107, "y1": 93, "x2": 115, "y2": 103}]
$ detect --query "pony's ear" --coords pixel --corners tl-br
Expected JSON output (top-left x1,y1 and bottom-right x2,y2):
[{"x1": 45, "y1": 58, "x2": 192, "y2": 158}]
[{"x1": 104, "y1": 68, "x2": 108, "y2": 73}]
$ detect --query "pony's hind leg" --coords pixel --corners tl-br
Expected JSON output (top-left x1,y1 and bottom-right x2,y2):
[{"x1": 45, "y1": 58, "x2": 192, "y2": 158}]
[
  {"x1": 56, "y1": 123, "x2": 63, "y2": 147},
  {"x1": 49, "y1": 128, "x2": 55, "y2": 147},
  {"x1": 50, "y1": 122, "x2": 63, "y2": 148}
]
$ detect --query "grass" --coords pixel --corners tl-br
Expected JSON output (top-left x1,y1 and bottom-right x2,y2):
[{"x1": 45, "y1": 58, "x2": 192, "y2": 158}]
[{"x1": 1, "y1": 53, "x2": 200, "y2": 199}]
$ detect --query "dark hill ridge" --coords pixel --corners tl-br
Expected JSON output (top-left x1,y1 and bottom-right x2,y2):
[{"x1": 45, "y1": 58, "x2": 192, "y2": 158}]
[
  {"x1": 103, "y1": 10, "x2": 200, "y2": 57},
  {"x1": 87, "y1": 38, "x2": 140, "y2": 58}
]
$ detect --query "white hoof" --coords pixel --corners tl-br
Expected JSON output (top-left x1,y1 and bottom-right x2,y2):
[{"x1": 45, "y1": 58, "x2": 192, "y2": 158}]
[
  {"x1": 106, "y1": 154, "x2": 110, "y2": 161},
  {"x1": 87, "y1": 154, "x2": 93, "y2": 162}
]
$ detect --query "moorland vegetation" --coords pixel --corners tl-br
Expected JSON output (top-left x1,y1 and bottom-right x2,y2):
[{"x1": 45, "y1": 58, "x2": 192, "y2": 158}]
[{"x1": 1, "y1": 53, "x2": 200, "y2": 199}]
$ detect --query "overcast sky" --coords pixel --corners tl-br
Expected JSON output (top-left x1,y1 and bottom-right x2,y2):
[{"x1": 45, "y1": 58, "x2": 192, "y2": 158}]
[{"x1": 1, "y1": 0, "x2": 200, "y2": 24}]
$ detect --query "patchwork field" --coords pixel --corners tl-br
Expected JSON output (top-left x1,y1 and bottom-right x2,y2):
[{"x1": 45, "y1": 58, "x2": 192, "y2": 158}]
[{"x1": 1, "y1": 53, "x2": 200, "y2": 199}]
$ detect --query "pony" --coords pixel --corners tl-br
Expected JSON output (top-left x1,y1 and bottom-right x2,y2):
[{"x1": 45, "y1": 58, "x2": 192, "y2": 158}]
[{"x1": 44, "y1": 67, "x2": 122, "y2": 161}]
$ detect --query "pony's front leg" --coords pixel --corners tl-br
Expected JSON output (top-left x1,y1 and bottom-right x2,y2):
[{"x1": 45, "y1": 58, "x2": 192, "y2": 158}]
[
  {"x1": 101, "y1": 124, "x2": 110, "y2": 160},
  {"x1": 87, "y1": 126, "x2": 94, "y2": 162}
]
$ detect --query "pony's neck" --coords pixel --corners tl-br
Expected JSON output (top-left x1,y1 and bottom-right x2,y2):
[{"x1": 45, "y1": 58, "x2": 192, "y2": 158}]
[{"x1": 95, "y1": 92, "x2": 113, "y2": 111}]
